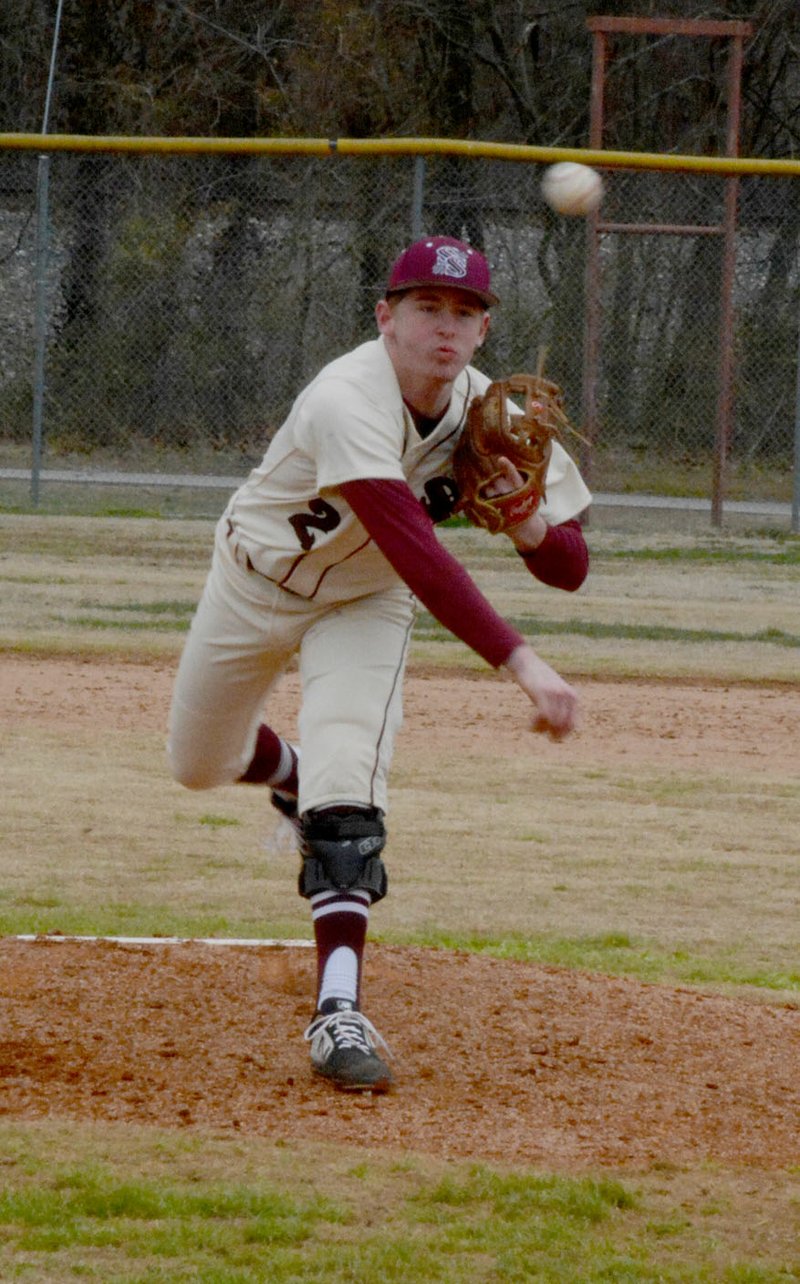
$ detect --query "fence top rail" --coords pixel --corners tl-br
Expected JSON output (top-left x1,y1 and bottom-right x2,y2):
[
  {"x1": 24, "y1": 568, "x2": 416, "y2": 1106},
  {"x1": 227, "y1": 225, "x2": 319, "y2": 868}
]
[{"x1": 0, "y1": 132, "x2": 799, "y2": 177}]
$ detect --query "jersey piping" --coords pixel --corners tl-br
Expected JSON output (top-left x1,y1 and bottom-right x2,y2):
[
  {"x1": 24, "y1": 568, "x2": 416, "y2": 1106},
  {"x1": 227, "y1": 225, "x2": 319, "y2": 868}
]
[{"x1": 277, "y1": 531, "x2": 376, "y2": 598}]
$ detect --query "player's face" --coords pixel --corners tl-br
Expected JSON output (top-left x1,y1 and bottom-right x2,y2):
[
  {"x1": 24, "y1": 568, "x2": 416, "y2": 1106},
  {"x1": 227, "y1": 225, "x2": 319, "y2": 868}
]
[{"x1": 377, "y1": 288, "x2": 490, "y2": 386}]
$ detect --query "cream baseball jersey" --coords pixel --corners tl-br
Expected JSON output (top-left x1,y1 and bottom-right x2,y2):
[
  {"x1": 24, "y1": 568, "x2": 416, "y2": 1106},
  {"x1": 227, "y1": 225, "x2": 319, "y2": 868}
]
[{"x1": 225, "y1": 336, "x2": 591, "y2": 603}]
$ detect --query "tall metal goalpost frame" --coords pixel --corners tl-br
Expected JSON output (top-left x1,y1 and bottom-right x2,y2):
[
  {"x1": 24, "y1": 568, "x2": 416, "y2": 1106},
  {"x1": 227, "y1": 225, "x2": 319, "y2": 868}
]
[{"x1": 582, "y1": 15, "x2": 754, "y2": 526}]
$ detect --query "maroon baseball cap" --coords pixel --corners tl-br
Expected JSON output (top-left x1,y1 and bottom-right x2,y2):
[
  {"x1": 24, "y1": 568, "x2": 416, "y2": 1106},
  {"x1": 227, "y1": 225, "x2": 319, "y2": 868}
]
[{"x1": 385, "y1": 236, "x2": 499, "y2": 307}]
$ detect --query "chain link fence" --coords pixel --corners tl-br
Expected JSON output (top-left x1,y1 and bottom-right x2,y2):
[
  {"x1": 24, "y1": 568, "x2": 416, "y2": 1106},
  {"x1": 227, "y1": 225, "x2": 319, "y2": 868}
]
[{"x1": 0, "y1": 142, "x2": 798, "y2": 521}]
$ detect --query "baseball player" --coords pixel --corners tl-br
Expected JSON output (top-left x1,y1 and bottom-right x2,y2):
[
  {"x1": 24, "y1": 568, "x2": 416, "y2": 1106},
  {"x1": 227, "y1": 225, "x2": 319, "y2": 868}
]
[{"x1": 168, "y1": 235, "x2": 590, "y2": 1093}]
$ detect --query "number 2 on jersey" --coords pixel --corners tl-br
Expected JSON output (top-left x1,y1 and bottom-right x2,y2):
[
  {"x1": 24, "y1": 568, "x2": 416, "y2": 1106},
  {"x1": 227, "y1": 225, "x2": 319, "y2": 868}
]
[{"x1": 289, "y1": 497, "x2": 342, "y2": 551}]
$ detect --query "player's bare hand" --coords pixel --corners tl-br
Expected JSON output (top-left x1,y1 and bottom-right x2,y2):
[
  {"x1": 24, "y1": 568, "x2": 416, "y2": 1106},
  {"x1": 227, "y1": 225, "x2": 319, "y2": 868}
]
[
  {"x1": 483, "y1": 455, "x2": 522, "y2": 496},
  {"x1": 485, "y1": 458, "x2": 548, "y2": 549},
  {"x1": 503, "y1": 642, "x2": 579, "y2": 740}
]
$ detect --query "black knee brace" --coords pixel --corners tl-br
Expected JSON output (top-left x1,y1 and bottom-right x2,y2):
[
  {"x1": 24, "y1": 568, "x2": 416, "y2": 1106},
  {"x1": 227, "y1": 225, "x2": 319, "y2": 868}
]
[{"x1": 299, "y1": 807, "x2": 387, "y2": 904}]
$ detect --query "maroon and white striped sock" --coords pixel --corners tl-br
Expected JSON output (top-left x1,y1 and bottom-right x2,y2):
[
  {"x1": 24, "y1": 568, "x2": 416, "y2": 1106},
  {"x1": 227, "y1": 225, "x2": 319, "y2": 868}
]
[
  {"x1": 238, "y1": 724, "x2": 298, "y2": 795},
  {"x1": 310, "y1": 888, "x2": 371, "y2": 1013}
]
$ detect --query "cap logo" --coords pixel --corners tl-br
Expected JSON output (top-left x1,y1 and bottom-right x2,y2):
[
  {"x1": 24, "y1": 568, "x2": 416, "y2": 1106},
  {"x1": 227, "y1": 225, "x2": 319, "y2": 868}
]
[{"x1": 433, "y1": 244, "x2": 469, "y2": 281}]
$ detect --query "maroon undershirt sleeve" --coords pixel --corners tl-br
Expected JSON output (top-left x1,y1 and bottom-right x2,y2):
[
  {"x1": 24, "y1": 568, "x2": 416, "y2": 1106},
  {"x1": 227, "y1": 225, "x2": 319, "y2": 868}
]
[
  {"x1": 516, "y1": 519, "x2": 589, "y2": 591},
  {"x1": 340, "y1": 477, "x2": 523, "y2": 668}
]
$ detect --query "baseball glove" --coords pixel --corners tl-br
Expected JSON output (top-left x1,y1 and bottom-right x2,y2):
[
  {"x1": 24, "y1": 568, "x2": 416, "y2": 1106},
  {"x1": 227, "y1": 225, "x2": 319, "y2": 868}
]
[{"x1": 452, "y1": 373, "x2": 574, "y2": 534}]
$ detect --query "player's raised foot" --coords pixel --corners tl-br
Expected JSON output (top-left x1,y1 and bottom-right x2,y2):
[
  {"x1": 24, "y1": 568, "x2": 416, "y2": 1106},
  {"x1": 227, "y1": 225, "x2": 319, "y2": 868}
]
[{"x1": 304, "y1": 1002, "x2": 392, "y2": 1092}]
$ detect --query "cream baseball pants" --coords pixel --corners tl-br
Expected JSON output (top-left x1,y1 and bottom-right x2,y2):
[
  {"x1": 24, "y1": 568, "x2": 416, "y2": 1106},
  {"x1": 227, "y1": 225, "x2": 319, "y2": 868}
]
[{"x1": 167, "y1": 515, "x2": 415, "y2": 815}]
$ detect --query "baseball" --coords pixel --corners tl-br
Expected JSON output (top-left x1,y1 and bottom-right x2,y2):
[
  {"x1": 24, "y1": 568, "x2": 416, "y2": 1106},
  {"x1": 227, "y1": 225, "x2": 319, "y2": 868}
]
[{"x1": 541, "y1": 162, "x2": 603, "y2": 216}]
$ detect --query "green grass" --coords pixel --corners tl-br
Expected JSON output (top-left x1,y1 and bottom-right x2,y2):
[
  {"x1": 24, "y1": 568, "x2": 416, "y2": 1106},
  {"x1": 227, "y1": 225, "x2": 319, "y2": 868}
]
[
  {"x1": 602, "y1": 543, "x2": 800, "y2": 564},
  {"x1": 415, "y1": 611, "x2": 800, "y2": 648},
  {"x1": 0, "y1": 485, "x2": 229, "y2": 522},
  {"x1": 1, "y1": 511, "x2": 799, "y2": 1279},
  {"x1": 0, "y1": 1170, "x2": 345, "y2": 1265},
  {"x1": 199, "y1": 814, "x2": 244, "y2": 830},
  {"x1": 60, "y1": 615, "x2": 192, "y2": 633},
  {"x1": 80, "y1": 600, "x2": 198, "y2": 616},
  {"x1": 3, "y1": 511, "x2": 800, "y2": 682},
  {"x1": 391, "y1": 930, "x2": 800, "y2": 995},
  {"x1": 0, "y1": 1123, "x2": 796, "y2": 1283},
  {"x1": 59, "y1": 605, "x2": 800, "y2": 648},
  {"x1": 2, "y1": 905, "x2": 797, "y2": 996}
]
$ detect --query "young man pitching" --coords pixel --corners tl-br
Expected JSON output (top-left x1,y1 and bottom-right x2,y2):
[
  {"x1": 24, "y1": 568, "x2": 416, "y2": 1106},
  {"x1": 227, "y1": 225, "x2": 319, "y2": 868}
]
[{"x1": 168, "y1": 235, "x2": 590, "y2": 1092}]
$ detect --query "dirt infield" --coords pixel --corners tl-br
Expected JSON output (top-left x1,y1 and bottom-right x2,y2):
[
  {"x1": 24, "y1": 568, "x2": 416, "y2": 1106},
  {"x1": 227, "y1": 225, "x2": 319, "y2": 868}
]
[
  {"x1": 2, "y1": 656, "x2": 799, "y2": 1172},
  {"x1": 2, "y1": 935, "x2": 799, "y2": 1172}
]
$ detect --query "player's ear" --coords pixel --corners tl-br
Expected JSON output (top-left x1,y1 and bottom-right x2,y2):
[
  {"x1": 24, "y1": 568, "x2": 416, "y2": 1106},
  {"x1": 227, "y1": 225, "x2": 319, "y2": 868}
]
[
  {"x1": 375, "y1": 298, "x2": 394, "y2": 335},
  {"x1": 475, "y1": 312, "x2": 490, "y2": 347}
]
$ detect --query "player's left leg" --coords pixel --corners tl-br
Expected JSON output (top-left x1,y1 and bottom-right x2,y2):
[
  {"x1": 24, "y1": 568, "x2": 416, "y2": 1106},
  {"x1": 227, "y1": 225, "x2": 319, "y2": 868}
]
[
  {"x1": 295, "y1": 586, "x2": 414, "y2": 1091},
  {"x1": 296, "y1": 585, "x2": 414, "y2": 815},
  {"x1": 301, "y1": 804, "x2": 391, "y2": 1091}
]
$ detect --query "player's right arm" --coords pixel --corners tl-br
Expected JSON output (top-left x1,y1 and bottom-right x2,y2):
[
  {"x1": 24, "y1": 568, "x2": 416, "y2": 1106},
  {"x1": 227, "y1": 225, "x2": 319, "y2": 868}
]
[
  {"x1": 339, "y1": 476, "x2": 579, "y2": 738},
  {"x1": 502, "y1": 643, "x2": 578, "y2": 740},
  {"x1": 340, "y1": 476, "x2": 520, "y2": 666}
]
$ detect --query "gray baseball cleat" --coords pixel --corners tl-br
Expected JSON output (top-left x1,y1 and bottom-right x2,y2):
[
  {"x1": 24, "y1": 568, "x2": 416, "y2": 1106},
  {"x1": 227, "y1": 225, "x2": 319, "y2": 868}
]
[{"x1": 304, "y1": 1003, "x2": 393, "y2": 1092}]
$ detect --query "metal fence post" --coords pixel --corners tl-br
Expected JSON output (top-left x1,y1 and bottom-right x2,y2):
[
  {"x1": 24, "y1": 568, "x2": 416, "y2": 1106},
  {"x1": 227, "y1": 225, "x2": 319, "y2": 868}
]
[
  {"x1": 412, "y1": 156, "x2": 426, "y2": 239},
  {"x1": 30, "y1": 0, "x2": 65, "y2": 506},
  {"x1": 31, "y1": 154, "x2": 50, "y2": 507},
  {"x1": 793, "y1": 303, "x2": 800, "y2": 535}
]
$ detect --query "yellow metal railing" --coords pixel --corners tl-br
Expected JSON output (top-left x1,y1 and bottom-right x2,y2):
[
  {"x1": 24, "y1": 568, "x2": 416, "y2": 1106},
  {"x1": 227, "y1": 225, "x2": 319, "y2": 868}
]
[{"x1": 1, "y1": 133, "x2": 799, "y2": 177}]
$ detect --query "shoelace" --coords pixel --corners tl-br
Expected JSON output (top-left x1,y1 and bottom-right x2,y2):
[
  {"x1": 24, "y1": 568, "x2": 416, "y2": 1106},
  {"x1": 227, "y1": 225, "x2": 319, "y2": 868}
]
[{"x1": 304, "y1": 1009, "x2": 390, "y2": 1057}]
